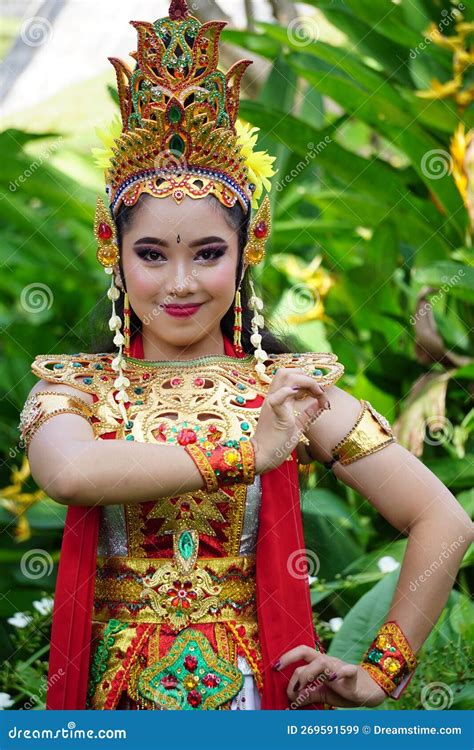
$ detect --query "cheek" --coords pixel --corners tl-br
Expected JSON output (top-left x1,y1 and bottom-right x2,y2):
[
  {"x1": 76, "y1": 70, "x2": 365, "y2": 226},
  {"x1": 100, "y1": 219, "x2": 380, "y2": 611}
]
[
  {"x1": 200, "y1": 257, "x2": 237, "y2": 299},
  {"x1": 123, "y1": 256, "x2": 160, "y2": 297}
]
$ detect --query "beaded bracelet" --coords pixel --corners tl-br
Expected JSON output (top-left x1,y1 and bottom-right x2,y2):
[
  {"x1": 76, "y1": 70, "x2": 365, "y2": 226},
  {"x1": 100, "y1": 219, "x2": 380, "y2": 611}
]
[
  {"x1": 360, "y1": 621, "x2": 417, "y2": 700},
  {"x1": 184, "y1": 439, "x2": 256, "y2": 493}
]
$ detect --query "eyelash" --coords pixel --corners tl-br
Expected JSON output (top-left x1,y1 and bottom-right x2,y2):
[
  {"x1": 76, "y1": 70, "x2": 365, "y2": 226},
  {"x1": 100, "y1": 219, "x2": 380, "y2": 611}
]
[{"x1": 136, "y1": 247, "x2": 226, "y2": 263}]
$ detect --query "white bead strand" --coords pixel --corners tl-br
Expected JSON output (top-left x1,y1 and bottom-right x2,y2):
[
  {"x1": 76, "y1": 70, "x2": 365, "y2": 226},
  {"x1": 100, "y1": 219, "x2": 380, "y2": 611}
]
[
  {"x1": 248, "y1": 276, "x2": 271, "y2": 385},
  {"x1": 105, "y1": 269, "x2": 130, "y2": 424}
]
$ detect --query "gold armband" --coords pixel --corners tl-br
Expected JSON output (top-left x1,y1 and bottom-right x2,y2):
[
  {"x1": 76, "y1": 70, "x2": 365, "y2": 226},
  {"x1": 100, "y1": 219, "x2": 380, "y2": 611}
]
[
  {"x1": 18, "y1": 391, "x2": 94, "y2": 453},
  {"x1": 324, "y1": 399, "x2": 396, "y2": 470}
]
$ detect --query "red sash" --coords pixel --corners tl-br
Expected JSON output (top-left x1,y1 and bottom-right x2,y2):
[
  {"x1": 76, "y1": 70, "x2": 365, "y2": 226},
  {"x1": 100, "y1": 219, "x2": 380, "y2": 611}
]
[{"x1": 46, "y1": 333, "x2": 326, "y2": 709}]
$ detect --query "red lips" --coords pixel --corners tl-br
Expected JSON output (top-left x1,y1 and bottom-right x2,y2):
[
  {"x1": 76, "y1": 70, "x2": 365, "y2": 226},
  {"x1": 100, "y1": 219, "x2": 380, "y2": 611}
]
[{"x1": 163, "y1": 303, "x2": 202, "y2": 318}]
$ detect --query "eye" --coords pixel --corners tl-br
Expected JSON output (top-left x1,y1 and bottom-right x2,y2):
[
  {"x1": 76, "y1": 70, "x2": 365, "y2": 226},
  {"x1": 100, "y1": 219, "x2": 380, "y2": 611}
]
[
  {"x1": 197, "y1": 247, "x2": 226, "y2": 261},
  {"x1": 137, "y1": 248, "x2": 164, "y2": 262}
]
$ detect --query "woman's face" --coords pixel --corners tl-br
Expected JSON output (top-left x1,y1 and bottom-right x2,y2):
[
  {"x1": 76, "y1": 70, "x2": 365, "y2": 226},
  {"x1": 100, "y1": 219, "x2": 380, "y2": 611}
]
[{"x1": 115, "y1": 194, "x2": 245, "y2": 360}]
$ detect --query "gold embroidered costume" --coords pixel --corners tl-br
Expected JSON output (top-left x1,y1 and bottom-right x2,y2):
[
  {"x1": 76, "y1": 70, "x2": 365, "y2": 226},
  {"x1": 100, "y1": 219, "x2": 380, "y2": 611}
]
[{"x1": 22, "y1": 348, "x2": 345, "y2": 710}]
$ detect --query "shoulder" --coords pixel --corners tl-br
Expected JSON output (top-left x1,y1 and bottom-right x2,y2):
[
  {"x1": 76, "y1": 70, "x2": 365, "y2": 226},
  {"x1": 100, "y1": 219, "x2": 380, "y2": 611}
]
[
  {"x1": 28, "y1": 351, "x2": 117, "y2": 405},
  {"x1": 265, "y1": 351, "x2": 344, "y2": 388}
]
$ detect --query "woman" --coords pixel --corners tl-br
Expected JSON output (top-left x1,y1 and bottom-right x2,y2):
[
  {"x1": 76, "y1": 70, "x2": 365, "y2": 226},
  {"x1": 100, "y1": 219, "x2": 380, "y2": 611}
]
[{"x1": 19, "y1": 0, "x2": 472, "y2": 712}]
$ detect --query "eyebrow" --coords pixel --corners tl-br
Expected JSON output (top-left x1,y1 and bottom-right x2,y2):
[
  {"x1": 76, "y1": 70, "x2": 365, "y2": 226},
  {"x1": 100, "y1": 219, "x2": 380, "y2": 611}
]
[{"x1": 133, "y1": 236, "x2": 227, "y2": 248}]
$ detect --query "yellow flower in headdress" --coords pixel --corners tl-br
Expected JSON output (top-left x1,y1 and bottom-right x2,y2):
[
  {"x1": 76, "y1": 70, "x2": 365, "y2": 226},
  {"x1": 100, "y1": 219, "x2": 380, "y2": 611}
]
[
  {"x1": 235, "y1": 119, "x2": 277, "y2": 209},
  {"x1": 91, "y1": 114, "x2": 123, "y2": 171}
]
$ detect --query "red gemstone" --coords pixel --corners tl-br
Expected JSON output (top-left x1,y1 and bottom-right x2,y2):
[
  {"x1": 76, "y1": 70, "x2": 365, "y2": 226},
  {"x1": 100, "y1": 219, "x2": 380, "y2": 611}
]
[
  {"x1": 98, "y1": 222, "x2": 113, "y2": 240},
  {"x1": 187, "y1": 690, "x2": 202, "y2": 707},
  {"x1": 194, "y1": 377, "x2": 205, "y2": 387},
  {"x1": 177, "y1": 428, "x2": 197, "y2": 445},
  {"x1": 161, "y1": 674, "x2": 178, "y2": 690},
  {"x1": 184, "y1": 655, "x2": 198, "y2": 672},
  {"x1": 170, "y1": 377, "x2": 182, "y2": 387},
  {"x1": 202, "y1": 672, "x2": 220, "y2": 688},
  {"x1": 254, "y1": 221, "x2": 267, "y2": 239}
]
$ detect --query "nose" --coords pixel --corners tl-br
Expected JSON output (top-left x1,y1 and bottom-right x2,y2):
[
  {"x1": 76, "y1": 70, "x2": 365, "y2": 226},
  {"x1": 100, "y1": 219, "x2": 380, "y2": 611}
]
[{"x1": 164, "y1": 257, "x2": 199, "y2": 299}]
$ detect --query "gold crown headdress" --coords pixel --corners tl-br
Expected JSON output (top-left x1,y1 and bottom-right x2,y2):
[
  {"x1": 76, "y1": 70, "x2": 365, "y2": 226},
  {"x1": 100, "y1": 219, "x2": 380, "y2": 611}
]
[{"x1": 93, "y1": 0, "x2": 277, "y2": 418}]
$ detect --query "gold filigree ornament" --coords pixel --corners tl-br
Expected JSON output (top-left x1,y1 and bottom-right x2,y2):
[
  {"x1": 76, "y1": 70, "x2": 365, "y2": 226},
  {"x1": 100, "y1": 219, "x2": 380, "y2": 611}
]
[{"x1": 140, "y1": 564, "x2": 222, "y2": 630}]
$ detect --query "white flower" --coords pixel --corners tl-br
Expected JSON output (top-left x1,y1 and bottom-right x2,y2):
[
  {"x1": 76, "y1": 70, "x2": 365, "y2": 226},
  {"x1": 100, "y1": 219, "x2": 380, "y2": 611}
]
[
  {"x1": 7, "y1": 612, "x2": 32, "y2": 628},
  {"x1": 328, "y1": 617, "x2": 344, "y2": 633},
  {"x1": 108, "y1": 314, "x2": 122, "y2": 331},
  {"x1": 377, "y1": 556, "x2": 400, "y2": 573},
  {"x1": 32, "y1": 596, "x2": 54, "y2": 616},
  {"x1": 0, "y1": 693, "x2": 14, "y2": 709}
]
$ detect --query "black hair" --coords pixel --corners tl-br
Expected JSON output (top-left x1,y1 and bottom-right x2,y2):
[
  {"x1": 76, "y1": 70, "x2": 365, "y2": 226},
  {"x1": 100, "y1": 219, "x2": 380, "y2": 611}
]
[{"x1": 88, "y1": 194, "x2": 298, "y2": 356}]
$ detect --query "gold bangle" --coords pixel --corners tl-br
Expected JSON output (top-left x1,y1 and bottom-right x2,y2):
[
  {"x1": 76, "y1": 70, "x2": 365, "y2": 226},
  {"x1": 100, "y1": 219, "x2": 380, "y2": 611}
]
[
  {"x1": 184, "y1": 440, "x2": 255, "y2": 493},
  {"x1": 18, "y1": 391, "x2": 94, "y2": 453},
  {"x1": 184, "y1": 443, "x2": 219, "y2": 493},
  {"x1": 360, "y1": 620, "x2": 417, "y2": 699},
  {"x1": 328, "y1": 399, "x2": 396, "y2": 467}
]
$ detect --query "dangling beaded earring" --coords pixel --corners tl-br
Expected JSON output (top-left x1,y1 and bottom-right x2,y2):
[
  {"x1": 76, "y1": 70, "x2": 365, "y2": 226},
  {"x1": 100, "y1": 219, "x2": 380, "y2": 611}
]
[
  {"x1": 243, "y1": 196, "x2": 272, "y2": 385},
  {"x1": 94, "y1": 197, "x2": 131, "y2": 423},
  {"x1": 233, "y1": 283, "x2": 244, "y2": 356}
]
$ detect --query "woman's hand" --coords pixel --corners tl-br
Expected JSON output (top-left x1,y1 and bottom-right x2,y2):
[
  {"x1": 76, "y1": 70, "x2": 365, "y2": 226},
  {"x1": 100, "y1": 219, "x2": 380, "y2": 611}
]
[
  {"x1": 275, "y1": 645, "x2": 387, "y2": 708},
  {"x1": 251, "y1": 368, "x2": 330, "y2": 473}
]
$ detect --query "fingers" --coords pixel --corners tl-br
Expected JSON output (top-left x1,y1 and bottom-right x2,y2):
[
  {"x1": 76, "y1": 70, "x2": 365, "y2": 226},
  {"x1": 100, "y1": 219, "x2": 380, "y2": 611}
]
[{"x1": 287, "y1": 655, "x2": 339, "y2": 700}]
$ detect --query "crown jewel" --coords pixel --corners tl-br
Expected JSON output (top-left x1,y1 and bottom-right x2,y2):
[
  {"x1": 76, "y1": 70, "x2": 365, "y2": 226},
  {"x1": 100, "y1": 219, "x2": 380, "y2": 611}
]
[{"x1": 104, "y1": 0, "x2": 259, "y2": 215}]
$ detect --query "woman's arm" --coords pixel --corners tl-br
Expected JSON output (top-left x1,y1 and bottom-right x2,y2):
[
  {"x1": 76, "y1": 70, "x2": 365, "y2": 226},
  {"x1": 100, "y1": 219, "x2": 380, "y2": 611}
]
[
  {"x1": 303, "y1": 384, "x2": 473, "y2": 651},
  {"x1": 26, "y1": 382, "x2": 208, "y2": 507}
]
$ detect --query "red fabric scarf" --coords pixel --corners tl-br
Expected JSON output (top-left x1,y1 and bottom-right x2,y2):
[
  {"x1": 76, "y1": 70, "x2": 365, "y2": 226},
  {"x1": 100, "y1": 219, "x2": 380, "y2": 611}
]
[{"x1": 46, "y1": 333, "x2": 325, "y2": 709}]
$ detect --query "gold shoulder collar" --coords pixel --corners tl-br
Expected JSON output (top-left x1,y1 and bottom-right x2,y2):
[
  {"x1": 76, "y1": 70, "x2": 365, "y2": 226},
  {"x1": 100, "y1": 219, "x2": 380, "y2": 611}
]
[
  {"x1": 31, "y1": 352, "x2": 119, "y2": 395},
  {"x1": 264, "y1": 351, "x2": 344, "y2": 388}
]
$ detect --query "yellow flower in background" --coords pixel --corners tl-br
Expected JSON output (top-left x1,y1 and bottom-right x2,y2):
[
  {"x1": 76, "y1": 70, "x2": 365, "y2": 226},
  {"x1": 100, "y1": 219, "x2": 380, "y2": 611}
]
[
  {"x1": 91, "y1": 114, "x2": 122, "y2": 171},
  {"x1": 90, "y1": 114, "x2": 277, "y2": 209},
  {"x1": 450, "y1": 121, "x2": 474, "y2": 229},
  {"x1": 235, "y1": 120, "x2": 277, "y2": 209},
  {"x1": 0, "y1": 456, "x2": 45, "y2": 543}
]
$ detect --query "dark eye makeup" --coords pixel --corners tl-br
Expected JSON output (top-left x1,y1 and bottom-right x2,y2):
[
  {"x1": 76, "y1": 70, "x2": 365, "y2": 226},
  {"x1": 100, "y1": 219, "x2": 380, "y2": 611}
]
[{"x1": 135, "y1": 247, "x2": 227, "y2": 263}]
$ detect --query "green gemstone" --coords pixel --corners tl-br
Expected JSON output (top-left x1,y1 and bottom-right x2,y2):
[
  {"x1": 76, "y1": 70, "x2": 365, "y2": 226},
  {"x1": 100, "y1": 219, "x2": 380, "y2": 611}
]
[
  {"x1": 169, "y1": 104, "x2": 182, "y2": 123},
  {"x1": 170, "y1": 134, "x2": 185, "y2": 155},
  {"x1": 178, "y1": 531, "x2": 194, "y2": 561},
  {"x1": 241, "y1": 422, "x2": 249, "y2": 431}
]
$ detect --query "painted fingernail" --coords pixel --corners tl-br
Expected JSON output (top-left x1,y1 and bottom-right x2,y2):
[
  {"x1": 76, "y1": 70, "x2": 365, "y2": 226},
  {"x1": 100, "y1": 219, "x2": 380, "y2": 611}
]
[
  {"x1": 324, "y1": 402, "x2": 331, "y2": 410},
  {"x1": 294, "y1": 680, "x2": 300, "y2": 691},
  {"x1": 328, "y1": 672, "x2": 338, "y2": 681},
  {"x1": 272, "y1": 659, "x2": 281, "y2": 671}
]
